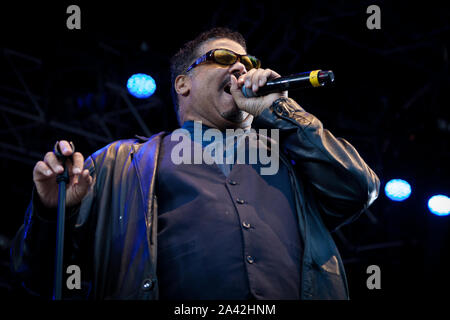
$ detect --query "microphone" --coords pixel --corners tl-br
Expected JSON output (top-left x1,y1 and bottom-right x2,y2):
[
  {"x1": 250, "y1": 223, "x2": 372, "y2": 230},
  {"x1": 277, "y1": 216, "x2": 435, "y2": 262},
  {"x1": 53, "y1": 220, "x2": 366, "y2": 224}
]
[{"x1": 241, "y1": 69, "x2": 335, "y2": 98}]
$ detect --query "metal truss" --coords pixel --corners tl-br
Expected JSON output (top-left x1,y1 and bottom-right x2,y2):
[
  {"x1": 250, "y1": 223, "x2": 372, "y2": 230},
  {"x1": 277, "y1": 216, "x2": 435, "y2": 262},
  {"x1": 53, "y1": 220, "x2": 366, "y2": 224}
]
[{"x1": 0, "y1": 46, "x2": 163, "y2": 166}]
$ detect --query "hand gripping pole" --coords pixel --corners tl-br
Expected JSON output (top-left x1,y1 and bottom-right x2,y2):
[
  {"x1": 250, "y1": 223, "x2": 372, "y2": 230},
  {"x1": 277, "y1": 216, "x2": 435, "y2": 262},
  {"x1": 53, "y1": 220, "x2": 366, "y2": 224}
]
[{"x1": 52, "y1": 141, "x2": 75, "y2": 300}]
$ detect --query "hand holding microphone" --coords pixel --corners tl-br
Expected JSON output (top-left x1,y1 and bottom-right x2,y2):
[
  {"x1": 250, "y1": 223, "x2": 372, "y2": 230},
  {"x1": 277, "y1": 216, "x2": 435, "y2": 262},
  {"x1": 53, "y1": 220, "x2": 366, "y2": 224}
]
[
  {"x1": 230, "y1": 68, "x2": 334, "y2": 117},
  {"x1": 230, "y1": 68, "x2": 286, "y2": 117},
  {"x1": 241, "y1": 69, "x2": 335, "y2": 98}
]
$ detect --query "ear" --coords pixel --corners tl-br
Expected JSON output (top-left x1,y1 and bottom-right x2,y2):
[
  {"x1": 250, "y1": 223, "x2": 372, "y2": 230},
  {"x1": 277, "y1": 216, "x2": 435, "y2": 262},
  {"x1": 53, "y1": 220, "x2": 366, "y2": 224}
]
[{"x1": 174, "y1": 74, "x2": 191, "y2": 96}]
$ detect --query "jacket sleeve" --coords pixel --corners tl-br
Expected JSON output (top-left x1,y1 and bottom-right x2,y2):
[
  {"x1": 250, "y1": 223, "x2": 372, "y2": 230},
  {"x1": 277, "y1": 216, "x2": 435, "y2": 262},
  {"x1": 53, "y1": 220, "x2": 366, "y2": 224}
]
[
  {"x1": 10, "y1": 155, "x2": 97, "y2": 298},
  {"x1": 252, "y1": 97, "x2": 380, "y2": 231}
]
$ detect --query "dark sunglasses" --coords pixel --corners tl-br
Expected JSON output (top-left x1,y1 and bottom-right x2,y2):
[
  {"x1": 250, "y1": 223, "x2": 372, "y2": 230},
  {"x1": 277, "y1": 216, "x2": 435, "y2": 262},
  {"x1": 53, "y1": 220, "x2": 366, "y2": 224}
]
[{"x1": 185, "y1": 48, "x2": 261, "y2": 73}]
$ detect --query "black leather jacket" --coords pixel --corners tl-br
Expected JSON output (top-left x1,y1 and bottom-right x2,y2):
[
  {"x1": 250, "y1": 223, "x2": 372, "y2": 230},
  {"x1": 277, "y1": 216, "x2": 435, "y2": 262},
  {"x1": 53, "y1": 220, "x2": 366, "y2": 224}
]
[{"x1": 11, "y1": 97, "x2": 379, "y2": 299}]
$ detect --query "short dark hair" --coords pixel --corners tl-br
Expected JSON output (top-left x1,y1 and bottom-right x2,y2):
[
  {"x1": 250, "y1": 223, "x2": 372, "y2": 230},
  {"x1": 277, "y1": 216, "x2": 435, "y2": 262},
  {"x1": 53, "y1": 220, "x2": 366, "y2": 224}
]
[{"x1": 169, "y1": 27, "x2": 247, "y2": 122}]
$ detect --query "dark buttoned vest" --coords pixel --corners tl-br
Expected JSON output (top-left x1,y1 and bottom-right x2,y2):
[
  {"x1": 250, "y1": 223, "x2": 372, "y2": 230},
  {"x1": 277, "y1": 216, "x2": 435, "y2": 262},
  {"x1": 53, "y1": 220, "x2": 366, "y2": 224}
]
[{"x1": 156, "y1": 121, "x2": 302, "y2": 300}]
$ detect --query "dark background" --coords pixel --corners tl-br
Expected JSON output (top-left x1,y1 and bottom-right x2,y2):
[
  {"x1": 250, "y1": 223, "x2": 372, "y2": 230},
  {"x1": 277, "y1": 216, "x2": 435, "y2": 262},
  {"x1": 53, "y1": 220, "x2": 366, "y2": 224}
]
[{"x1": 0, "y1": 0, "x2": 448, "y2": 300}]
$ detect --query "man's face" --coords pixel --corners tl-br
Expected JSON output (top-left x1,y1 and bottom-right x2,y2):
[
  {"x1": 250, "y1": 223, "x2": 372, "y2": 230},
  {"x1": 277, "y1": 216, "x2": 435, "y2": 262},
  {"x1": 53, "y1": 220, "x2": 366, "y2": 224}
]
[{"x1": 180, "y1": 38, "x2": 253, "y2": 130}]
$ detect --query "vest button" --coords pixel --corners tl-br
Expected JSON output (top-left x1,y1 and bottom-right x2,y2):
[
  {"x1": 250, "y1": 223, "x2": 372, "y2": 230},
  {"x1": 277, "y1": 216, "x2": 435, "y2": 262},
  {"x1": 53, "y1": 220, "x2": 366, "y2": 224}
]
[
  {"x1": 246, "y1": 255, "x2": 255, "y2": 264},
  {"x1": 229, "y1": 180, "x2": 237, "y2": 185},
  {"x1": 236, "y1": 198, "x2": 245, "y2": 204},
  {"x1": 141, "y1": 278, "x2": 155, "y2": 291},
  {"x1": 242, "y1": 221, "x2": 251, "y2": 229}
]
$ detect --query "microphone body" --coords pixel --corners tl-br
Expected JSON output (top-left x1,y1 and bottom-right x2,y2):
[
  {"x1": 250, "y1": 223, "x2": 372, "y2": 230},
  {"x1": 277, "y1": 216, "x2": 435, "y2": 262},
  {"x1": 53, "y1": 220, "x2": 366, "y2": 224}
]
[{"x1": 241, "y1": 70, "x2": 334, "y2": 98}]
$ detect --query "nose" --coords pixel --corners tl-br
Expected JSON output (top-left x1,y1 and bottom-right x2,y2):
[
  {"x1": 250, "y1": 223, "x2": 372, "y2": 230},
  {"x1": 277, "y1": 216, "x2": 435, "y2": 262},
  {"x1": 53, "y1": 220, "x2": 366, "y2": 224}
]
[{"x1": 229, "y1": 59, "x2": 247, "y2": 76}]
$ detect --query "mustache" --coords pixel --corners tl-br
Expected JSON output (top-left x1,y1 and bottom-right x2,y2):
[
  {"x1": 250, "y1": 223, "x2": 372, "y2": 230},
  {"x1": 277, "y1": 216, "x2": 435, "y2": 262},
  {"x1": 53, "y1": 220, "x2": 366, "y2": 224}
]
[{"x1": 220, "y1": 72, "x2": 243, "y2": 90}]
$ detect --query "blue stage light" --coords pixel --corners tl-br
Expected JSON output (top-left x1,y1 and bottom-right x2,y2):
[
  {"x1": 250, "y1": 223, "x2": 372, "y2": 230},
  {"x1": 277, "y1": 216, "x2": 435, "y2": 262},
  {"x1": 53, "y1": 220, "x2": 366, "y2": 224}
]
[
  {"x1": 384, "y1": 179, "x2": 411, "y2": 201},
  {"x1": 127, "y1": 73, "x2": 156, "y2": 98},
  {"x1": 428, "y1": 195, "x2": 450, "y2": 216}
]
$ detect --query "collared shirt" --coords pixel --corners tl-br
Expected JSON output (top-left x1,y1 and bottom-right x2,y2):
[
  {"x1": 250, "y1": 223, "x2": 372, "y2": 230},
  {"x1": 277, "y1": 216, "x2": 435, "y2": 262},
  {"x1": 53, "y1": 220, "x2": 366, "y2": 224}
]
[{"x1": 156, "y1": 121, "x2": 302, "y2": 300}]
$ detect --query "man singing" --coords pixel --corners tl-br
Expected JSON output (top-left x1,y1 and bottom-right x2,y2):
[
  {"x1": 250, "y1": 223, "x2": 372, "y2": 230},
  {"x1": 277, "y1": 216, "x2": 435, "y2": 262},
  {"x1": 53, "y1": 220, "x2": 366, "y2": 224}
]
[{"x1": 11, "y1": 27, "x2": 379, "y2": 300}]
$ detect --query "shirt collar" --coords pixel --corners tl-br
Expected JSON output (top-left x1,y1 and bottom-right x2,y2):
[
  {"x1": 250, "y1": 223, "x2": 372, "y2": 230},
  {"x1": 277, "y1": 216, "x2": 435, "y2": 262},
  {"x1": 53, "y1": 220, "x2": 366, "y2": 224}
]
[{"x1": 181, "y1": 120, "x2": 251, "y2": 148}]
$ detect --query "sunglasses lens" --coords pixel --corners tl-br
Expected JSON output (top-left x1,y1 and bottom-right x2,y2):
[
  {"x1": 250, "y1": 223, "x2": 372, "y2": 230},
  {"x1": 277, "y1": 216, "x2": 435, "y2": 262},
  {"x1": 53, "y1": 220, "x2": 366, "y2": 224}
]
[
  {"x1": 212, "y1": 49, "x2": 261, "y2": 70},
  {"x1": 240, "y1": 55, "x2": 254, "y2": 70},
  {"x1": 248, "y1": 56, "x2": 261, "y2": 69},
  {"x1": 214, "y1": 50, "x2": 238, "y2": 65}
]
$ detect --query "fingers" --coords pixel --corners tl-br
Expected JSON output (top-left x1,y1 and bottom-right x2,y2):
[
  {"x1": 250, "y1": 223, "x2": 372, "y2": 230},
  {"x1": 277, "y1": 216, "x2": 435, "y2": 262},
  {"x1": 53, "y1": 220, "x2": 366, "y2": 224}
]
[
  {"x1": 59, "y1": 168, "x2": 94, "y2": 207},
  {"x1": 79, "y1": 169, "x2": 93, "y2": 189},
  {"x1": 69, "y1": 169, "x2": 94, "y2": 202},
  {"x1": 72, "y1": 152, "x2": 84, "y2": 175},
  {"x1": 240, "y1": 68, "x2": 281, "y2": 94},
  {"x1": 58, "y1": 140, "x2": 74, "y2": 157},
  {"x1": 67, "y1": 152, "x2": 84, "y2": 185},
  {"x1": 34, "y1": 141, "x2": 84, "y2": 183},
  {"x1": 44, "y1": 151, "x2": 64, "y2": 174},
  {"x1": 33, "y1": 140, "x2": 92, "y2": 208},
  {"x1": 230, "y1": 74, "x2": 243, "y2": 95},
  {"x1": 41, "y1": 140, "x2": 74, "y2": 174},
  {"x1": 33, "y1": 160, "x2": 54, "y2": 181}
]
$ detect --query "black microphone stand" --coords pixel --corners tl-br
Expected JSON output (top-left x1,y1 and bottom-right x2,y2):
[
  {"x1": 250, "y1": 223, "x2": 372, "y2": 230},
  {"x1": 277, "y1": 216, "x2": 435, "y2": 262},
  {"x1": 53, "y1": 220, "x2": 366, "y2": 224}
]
[{"x1": 52, "y1": 141, "x2": 74, "y2": 300}]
